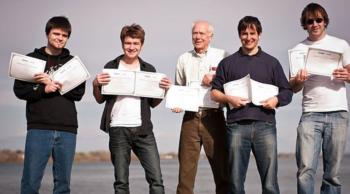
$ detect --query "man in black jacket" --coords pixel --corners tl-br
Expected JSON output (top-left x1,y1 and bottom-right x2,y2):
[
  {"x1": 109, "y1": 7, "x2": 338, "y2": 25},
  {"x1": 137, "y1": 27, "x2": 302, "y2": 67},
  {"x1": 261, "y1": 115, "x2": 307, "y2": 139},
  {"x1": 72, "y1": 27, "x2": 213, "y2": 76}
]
[
  {"x1": 93, "y1": 24, "x2": 171, "y2": 194},
  {"x1": 13, "y1": 16, "x2": 85, "y2": 194}
]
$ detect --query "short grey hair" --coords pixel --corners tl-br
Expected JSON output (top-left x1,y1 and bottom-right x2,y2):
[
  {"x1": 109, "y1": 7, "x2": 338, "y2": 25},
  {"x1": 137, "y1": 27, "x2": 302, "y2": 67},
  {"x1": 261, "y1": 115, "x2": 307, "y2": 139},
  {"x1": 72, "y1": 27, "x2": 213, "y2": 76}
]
[{"x1": 192, "y1": 20, "x2": 214, "y2": 36}]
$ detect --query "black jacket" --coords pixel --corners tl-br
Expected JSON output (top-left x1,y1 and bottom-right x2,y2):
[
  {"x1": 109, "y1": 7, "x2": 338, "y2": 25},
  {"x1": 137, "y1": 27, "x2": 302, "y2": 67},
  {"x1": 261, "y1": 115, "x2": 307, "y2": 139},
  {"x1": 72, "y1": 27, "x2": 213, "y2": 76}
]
[
  {"x1": 13, "y1": 47, "x2": 86, "y2": 134},
  {"x1": 99, "y1": 55, "x2": 158, "y2": 134}
]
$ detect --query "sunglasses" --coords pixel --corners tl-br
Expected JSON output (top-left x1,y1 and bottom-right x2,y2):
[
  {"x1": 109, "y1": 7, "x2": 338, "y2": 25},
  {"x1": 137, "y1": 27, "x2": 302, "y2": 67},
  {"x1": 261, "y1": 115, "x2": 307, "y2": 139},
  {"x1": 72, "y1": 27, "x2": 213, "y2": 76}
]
[{"x1": 306, "y1": 18, "x2": 324, "y2": 25}]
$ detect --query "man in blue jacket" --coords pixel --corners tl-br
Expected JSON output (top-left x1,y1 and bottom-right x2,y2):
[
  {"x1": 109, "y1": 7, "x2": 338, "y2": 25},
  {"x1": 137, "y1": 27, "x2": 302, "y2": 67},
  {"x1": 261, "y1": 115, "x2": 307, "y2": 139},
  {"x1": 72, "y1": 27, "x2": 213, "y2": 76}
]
[{"x1": 211, "y1": 16, "x2": 293, "y2": 194}]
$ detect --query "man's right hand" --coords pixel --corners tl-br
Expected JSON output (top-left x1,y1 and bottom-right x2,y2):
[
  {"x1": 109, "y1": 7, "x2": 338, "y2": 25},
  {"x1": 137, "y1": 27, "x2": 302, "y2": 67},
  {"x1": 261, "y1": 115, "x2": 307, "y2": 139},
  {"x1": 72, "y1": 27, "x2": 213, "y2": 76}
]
[
  {"x1": 45, "y1": 81, "x2": 61, "y2": 93},
  {"x1": 34, "y1": 73, "x2": 51, "y2": 85},
  {"x1": 171, "y1": 107, "x2": 184, "y2": 113},
  {"x1": 227, "y1": 95, "x2": 249, "y2": 109},
  {"x1": 93, "y1": 72, "x2": 110, "y2": 87},
  {"x1": 293, "y1": 69, "x2": 308, "y2": 84}
]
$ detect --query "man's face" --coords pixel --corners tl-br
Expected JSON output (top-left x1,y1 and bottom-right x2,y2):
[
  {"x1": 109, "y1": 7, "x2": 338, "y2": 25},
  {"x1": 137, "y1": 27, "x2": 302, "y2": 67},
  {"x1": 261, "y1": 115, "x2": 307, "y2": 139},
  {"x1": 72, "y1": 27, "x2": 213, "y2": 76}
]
[
  {"x1": 122, "y1": 36, "x2": 142, "y2": 60},
  {"x1": 305, "y1": 12, "x2": 326, "y2": 40},
  {"x1": 192, "y1": 23, "x2": 212, "y2": 53},
  {"x1": 239, "y1": 25, "x2": 260, "y2": 53},
  {"x1": 47, "y1": 28, "x2": 69, "y2": 50}
]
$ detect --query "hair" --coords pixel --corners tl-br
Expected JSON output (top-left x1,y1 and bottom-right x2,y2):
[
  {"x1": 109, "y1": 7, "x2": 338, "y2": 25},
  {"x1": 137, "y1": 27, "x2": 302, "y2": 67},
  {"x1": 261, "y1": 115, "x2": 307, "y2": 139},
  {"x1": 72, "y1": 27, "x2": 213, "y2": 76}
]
[
  {"x1": 120, "y1": 24, "x2": 145, "y2": 45},
  {"x1": 237, "y1": 16, "x2": 262, "y2": 35},
  {"x1": 192, "y1": 20, "x2": 214, "y2": 36},
  {"x1": 300, "y1": 3, "x2": 329, "y2": 30},
  {"x1": 45, "y1": 16, "x2": 72, "y2": 38}
]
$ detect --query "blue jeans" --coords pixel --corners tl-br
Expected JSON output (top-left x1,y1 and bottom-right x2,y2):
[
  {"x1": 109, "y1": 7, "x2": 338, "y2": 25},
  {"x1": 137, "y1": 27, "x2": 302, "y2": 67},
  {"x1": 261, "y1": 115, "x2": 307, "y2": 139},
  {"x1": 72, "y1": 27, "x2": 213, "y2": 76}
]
[
  {"x1": 21, "y1": 129, "x2": 77, "y2": 194},
  {"x1": 296, "y1": 111, "x2": 349, "y2": 194},
  {"x1": 109, "y1": 127, "x2": 164, "y2": 194},
  {"x1": 227, "y1": 121, "x2": 279, "y2": 194}
]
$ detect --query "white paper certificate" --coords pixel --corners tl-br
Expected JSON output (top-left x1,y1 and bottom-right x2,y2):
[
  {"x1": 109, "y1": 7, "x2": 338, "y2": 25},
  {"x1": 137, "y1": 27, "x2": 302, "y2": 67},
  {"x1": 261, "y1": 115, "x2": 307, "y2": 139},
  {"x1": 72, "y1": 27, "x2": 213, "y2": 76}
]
[
  {"x1": 250, "y1": 79, "x2": 278, "y2": 106},
  {"x1": 305, "y1": 48, "x2": 342, "y2": 76},
  {"x1": 101, "y1": 69, "x2": 166, "y2": 98},
  {"x1": 288, "y1": 49, "x2": 306, "y2": 77},
  {"x1": 223, "y1": 74, "x2": 278, "y2": 108},
  {"x1": 51, "y1": 56, "x2": 90, "y2": 95},
  {"x1": 189, "y1": 81, "x2": 219, "y2": 108},
  {"x1": 102, "y1": 69, "x2": 135, "y2": 95},
  {"x1": 165, "y1": 85, "x2": 199, "y2": 112},
  {"x1": 134, "y1": 71, "x2": 165, "y2": 99},
  {"x1": 224, "y1": 75, "x2": 251, "y2": 102},
  {"x1": 198, "y1": 86, "x2": 219, "y2": 108},
  {"x1": 8, "y1": 52, "x2": 46, "y2": 82}
]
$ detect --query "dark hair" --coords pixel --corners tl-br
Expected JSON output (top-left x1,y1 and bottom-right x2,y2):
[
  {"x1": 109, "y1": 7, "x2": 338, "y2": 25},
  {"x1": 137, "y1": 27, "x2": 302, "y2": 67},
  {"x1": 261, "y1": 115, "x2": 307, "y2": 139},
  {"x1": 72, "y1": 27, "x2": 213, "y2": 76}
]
[
  {"x1": 300, "y1": 3, "x2": 329, "y2": 30},
  {"x1": 45, "y1": 16, "x2": 72, "y2": 38},
  {"x1": 237, "y1": 16, "x2": 262, "y2": 35},
  {"x1": 120, "y1": 24, "x2": 145, "y2": 44}
]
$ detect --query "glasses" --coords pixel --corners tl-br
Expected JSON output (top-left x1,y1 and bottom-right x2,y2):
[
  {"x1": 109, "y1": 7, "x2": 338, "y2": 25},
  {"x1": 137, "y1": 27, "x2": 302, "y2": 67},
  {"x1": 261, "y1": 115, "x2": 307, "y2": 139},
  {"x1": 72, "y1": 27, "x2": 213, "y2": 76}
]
[{"x1": 306, "y1": 18, "x2": 324, "y2": 25}]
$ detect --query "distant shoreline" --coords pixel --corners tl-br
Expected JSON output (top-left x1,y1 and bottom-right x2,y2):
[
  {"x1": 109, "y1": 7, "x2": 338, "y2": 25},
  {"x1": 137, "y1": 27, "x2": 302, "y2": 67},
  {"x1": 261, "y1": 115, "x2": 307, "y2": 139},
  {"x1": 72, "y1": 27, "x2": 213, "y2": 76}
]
[{"x1": 0, "y1": 149, "x2": 302, "y2": 163}]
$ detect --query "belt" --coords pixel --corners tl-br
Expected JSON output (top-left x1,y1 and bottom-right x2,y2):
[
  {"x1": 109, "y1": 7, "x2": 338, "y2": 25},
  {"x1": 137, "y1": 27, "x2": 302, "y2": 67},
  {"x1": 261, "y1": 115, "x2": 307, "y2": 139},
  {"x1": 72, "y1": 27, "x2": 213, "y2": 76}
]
[{"x1": 185, "y1": 108, "x2": 222, "y2": 117}]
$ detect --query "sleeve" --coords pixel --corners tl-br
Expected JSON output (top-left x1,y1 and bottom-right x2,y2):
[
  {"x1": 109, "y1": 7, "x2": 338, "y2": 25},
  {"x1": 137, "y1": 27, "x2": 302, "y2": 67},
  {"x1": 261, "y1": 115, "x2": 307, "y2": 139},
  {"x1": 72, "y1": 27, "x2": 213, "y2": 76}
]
[
  {"x1": 13, "y1": 79, "x2": 46, "y2": 101},
  {"x1": 211, "y1": 59, "x2": 226, "y2": 92},
  {"x1": 63, "y1": 81, "x2": 86, "y2": 101},
  {"x1": 342, "y1": 44, "x2": 350, "y2": 66},
  {"x1": 273, "y1": 61, "x2": 293, "y2": 107},
  {"x1": 175, "y1": 55, "x2": 186, "y2": 86}
]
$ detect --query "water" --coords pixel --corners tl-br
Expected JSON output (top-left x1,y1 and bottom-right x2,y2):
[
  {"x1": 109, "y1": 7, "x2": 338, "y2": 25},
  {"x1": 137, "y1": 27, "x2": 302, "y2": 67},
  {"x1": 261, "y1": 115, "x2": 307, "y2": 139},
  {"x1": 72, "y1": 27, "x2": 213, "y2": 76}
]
[{"x1": 1, "y1": 156, "x2": 350, "y2": 194}]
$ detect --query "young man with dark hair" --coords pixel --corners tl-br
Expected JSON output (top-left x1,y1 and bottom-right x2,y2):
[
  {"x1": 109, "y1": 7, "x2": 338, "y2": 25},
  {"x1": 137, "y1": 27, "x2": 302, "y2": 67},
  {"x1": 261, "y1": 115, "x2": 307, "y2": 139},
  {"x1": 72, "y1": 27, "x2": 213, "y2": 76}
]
[
  {"x1": 93, "y1": 24, "x2": 171, "y2": 194},
  {"x1": 290, "y1": 3, "x2": 350, "y2": 194},
  {"x1": 14, "y1": 16, "x2": 86, "y2": 194},
  {"x1": 211, "y1": 16, "x2": 293, "y2": 194}
]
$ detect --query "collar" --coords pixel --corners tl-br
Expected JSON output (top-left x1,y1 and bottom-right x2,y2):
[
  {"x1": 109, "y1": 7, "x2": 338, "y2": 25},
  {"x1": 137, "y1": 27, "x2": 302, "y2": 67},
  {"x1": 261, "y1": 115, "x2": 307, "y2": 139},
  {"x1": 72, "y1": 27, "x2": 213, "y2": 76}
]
[
  {"x1": 238, "y1": 46, "x2": 262, "y2": 57},
  {"x1": 192, "y1": 46, "x2": 211, "y2": 58},
  {"x1": 113, "y1": 54, "x2": 147, "y2": 69}
]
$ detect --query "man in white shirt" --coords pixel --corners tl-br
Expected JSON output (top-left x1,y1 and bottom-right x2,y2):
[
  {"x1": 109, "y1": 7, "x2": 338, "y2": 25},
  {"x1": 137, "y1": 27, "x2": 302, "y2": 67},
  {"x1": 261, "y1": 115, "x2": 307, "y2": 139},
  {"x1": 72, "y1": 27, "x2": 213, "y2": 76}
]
[
  {"x1": 174, "y1": 20, "x2": 229, "y2": 194},
  {"x1": 289, "y1": 3, "x2": 350, "y2": 194},
  {"x1": 92, "y1": 24, "x2": 171, "y2": 194}
]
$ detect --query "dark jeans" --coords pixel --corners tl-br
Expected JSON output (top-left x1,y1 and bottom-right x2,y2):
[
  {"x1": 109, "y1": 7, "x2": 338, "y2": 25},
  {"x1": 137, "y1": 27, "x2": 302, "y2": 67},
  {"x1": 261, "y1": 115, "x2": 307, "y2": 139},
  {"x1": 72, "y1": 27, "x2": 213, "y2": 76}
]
[
  {"x1": 109, "y1": 127, "x2": 164, "y2": 194},
  {"x1": 177, "y1": 109, "x2": 228, "y2": 194}
]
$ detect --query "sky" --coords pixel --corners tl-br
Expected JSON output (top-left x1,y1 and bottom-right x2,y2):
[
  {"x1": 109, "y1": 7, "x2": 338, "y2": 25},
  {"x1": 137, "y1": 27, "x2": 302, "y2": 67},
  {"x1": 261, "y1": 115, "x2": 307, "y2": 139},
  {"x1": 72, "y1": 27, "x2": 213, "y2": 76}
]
[{"x1": 0, "y1": 0, "x2": 349, "y2": 153}]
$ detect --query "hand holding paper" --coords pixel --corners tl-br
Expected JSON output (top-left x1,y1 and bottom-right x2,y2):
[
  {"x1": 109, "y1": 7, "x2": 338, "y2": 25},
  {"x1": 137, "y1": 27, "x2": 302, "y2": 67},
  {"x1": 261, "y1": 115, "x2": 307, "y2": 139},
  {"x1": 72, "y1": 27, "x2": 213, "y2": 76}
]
[
  {"x1": 101, "y1": 69, "x2": 166, "y2": 98},
  {"x1": 51, "y1": 56, "x2": 90, "y2": 95},
  {"x1": 226, "y1": 95, "x2": 249, "y2": 109},
  {"x1": 8, "y1": 52, "x2": 46, "y2": 82},
  {"x1": 305, "y1": 48, "x2": 342, "y2": 76},
  {"x1": 93, "y1": 72, "x2": 110, "y2": 87},
  {"x1": 34, "y1": 73, "x2": 51, "y2": 85},
  {"x1": 332, "y1": 68, "x2": 350, "y2": 81},
  {"x1": 224, "y1": 74, "x2": 278, "y2": 108},
  {"x1": 165, "y1": 85, "x2": 199, "y2": 112}
]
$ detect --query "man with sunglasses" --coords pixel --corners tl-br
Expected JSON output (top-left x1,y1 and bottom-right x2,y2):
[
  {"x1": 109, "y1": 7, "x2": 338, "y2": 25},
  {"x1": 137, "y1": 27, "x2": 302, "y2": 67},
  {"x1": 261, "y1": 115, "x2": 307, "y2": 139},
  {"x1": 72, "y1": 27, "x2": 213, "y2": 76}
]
[{"x1": 289, "y1": 3, "x2": 350, "y2": 194}]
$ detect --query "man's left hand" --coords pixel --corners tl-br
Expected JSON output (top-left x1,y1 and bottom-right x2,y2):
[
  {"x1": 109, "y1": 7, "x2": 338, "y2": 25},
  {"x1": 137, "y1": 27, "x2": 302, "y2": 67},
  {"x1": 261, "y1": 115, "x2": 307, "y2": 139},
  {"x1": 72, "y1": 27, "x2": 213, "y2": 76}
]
[
  {"x1": 202, "y1": 73, "x2": 214, "y2": 86},
  {"x1": 333, "y1": 68, "x2": 350, "y2": 81},
  {"x1": 159, "y1": 77, "x2": 172, "y2": 91},
  {"x1": 261, "y1": 96, "x2": 278, "y2": 109}
]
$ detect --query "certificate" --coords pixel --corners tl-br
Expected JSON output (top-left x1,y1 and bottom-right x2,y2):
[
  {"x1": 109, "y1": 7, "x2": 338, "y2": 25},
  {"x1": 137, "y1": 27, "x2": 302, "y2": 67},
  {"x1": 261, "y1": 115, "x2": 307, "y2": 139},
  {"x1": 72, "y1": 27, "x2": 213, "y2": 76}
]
[
  {"x1": 305, "y1": 47, "x2": 342, "y2": 76},
  {"x1": 134, "y1": 71, "x2": 165, "y2": 99},
  {"x1": 250, "y1": 79, "x2": 278, "y2": 106},
  {"x1": 189, "y1": 81, "x2": 219, "y2": 108},
  {"x1": 51, "y1": 56, "x2": 90, "y2": 95},
  {"x1": 8, "y1": 52, "x2": 46, "y2": 82},
  {"x1": 288, "y1": 49, "x2": 306, "y2": 77},
  {"x1": 101, "y1": 69, "x2": 166, "y2": 99},
  {"x1": 102, "y1": 69, "x2": 135, "y2": 95},
  {"x1": 165, "y1": 85, "x2": 199, "y2": 112},
  {"x1": 224, "y1": 74, "x2": 278, "y2": 108}
]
